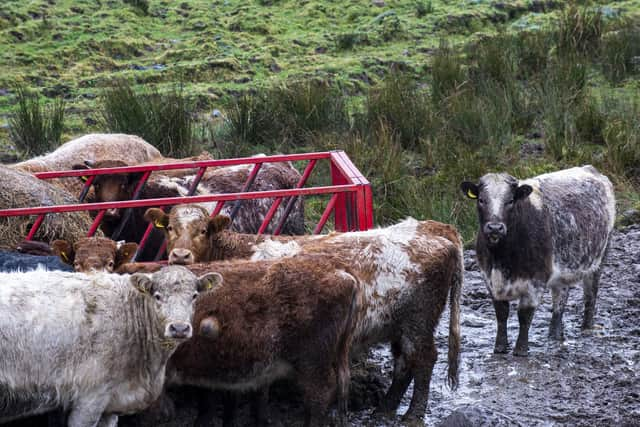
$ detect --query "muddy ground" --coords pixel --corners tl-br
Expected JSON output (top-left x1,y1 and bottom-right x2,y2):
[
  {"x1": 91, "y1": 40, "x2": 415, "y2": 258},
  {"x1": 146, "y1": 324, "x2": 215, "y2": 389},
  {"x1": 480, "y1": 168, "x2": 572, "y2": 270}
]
[
  {"x1": 121, "y1": 225, "x2": 640, "y2": 427},
  {"x1": 9, "y1": 226, "x2": 640, "y2": 427}
]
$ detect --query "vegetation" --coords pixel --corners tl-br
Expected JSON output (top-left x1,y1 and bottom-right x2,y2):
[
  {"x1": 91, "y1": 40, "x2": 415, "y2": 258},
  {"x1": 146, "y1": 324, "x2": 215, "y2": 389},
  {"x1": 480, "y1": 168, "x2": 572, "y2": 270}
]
[
  {"x1": 8, "y1": 85, "x2": 65, "y2": 157},
  {"x1": 2, "y1": 0, "x2": 640, "y2": 242}
]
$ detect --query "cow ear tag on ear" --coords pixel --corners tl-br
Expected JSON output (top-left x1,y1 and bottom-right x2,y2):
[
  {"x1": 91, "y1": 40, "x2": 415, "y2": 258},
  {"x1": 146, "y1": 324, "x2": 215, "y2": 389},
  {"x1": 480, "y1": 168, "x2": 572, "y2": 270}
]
[
  {"x1": 154, "y1": 220, "x2": 165, "y2": 229},
  {"x1": 80, "y1": 176, "x2": 88, "y2": 182},
  {"x1": 466, "y1": 189, "x2": 478, "y2": 199},
  {"x1": 60, "y1": 251, "x2": 69, "y2": 262}
]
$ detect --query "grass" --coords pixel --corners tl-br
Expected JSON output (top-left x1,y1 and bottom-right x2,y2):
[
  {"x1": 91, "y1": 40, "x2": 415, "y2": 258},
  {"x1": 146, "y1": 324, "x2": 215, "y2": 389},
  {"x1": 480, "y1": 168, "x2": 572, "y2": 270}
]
[{"x1": 2, "y1": 0, "x2": 640, "y2": 242}]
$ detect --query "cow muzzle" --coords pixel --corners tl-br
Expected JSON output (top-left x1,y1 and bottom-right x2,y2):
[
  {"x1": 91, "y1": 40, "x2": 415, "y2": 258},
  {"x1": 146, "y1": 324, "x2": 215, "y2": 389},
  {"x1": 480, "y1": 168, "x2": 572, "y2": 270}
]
[
  {"x1": 169, "y1": 248, "x2": 195, "y2": 265},
  {"x1": 199, "y1": 316, "x2": 221, "y2": 339},
  {"x1": 166, "y1": 321, "x2": 193, "y2": 339},
  {"x1": 483, "y1": 222, "x2": 507, "y2": 245}
]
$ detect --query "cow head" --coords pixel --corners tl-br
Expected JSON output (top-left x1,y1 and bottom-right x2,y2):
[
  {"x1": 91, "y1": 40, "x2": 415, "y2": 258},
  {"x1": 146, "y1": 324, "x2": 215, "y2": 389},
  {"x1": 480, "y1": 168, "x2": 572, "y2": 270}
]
[
  {"x1": 51, "y1": 237, "x2": 138, "y2": 273},
  {"x1": 130, "y1": 266, "x2": 222, "y2": 340},
  {"x1": 144, "y1": 205, "x2": 231, "y2": 265},
  {"x1": 72, "y1": 160, "x2": 145, "y2": 221},
  {"x1": 461, "y1": 173, "x2": 532, "y2": 246}
]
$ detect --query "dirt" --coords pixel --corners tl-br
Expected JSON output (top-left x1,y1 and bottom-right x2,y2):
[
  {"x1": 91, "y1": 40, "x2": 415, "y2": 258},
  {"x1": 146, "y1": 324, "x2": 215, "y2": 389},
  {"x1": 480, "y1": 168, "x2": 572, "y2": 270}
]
[
  {"x1": 8, "y1": 226, "x2": 640, "y2": 427},
  {"x1": 120, "y1": 225, "x2": 640, "y2": 426}
]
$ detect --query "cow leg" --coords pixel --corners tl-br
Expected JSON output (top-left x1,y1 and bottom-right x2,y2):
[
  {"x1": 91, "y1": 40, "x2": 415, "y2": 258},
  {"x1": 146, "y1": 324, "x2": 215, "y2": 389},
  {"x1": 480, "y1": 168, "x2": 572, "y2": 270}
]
[
  {"x1": 513, "y1": 305, "x2": 536, "y2": 357},
  {"x1": 97, "y1": 414, "x2": 118, "y2": 427},
  {"x1": 67, "y1": 398, "x2": 109, "y2": 427},
  {"x1": 582, "y1": 270, "x2": 600, "y2": 330},
  {"x1": 549, "y1": 285, "x2": 569, "y2": 341},
  {"x1": 250, "y1": 387, "x2": 270, "y2": 427},
  {"x1": 375, "y1": 341, "x2": 412, "y2": 416},
  {"x1": 301, "y1": 367, "x2": 336, "y2": 427},
  {"x1": 194, "y1": 390, "x2": 221, "y2": 427},
  {"x1": 402, "y1": 336, "x2": 437, "y2": 426},
  {"x1": 492, "y1": 299, "x2": 510, "y2": 354}
]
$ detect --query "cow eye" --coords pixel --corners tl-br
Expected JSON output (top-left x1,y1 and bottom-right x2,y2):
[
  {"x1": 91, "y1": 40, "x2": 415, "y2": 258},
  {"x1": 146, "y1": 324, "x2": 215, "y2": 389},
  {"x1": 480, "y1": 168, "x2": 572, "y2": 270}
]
[
  {"x1": 506, "y1": 199, "x2": 514, "y2": 206},
  {"x1": 200, "y1": 229, "x2": 207, "y2": 235},
  {"x1": 478, "y1": 198, "x2": 485, "y2": 205},
  {"x1": 154, "y1": 293, "x2": 162, "y2": 301},
  {"x1": 166, "y1": 225, "x2": 173, "y2": 232},
  {"x1": 192, "y1": 292, "x2": 198, "y2": 300}
]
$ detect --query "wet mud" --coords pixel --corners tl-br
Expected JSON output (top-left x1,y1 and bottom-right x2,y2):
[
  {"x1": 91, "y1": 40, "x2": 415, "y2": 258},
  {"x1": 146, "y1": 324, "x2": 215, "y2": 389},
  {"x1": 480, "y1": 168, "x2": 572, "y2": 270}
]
[{"x1": 147, "y1": 226, "x2": 639, "y2": 427}]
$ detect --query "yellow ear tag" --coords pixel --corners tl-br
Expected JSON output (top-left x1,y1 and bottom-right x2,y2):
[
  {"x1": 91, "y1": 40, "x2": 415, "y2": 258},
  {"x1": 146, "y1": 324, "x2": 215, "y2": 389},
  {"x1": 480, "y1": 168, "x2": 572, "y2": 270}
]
[
  {"x1": 80, "y1": 176, "x2": 88, "y2": 182},
  {"x1": 154, "y1": 220, "x2": 165, "y2": 228},
  {"x1": 61, "y1": 251, "x2": 69, "y2": 262},
  {"x1": 467, "y1": 189, "x2": 478, "y2": 199},
  {"x1": 206, "y1": 282, "x2": 213, "y2": 290}
]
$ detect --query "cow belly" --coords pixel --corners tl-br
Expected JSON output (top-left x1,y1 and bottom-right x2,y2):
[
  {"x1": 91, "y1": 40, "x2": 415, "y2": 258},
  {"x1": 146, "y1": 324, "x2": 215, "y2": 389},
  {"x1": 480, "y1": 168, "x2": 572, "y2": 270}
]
[
  {"x1": 106, "y1": 378, "x2": 164, "y2": 415},
  {"x1": 0, "y1": 383, "x2": 59, "y2": 423}
]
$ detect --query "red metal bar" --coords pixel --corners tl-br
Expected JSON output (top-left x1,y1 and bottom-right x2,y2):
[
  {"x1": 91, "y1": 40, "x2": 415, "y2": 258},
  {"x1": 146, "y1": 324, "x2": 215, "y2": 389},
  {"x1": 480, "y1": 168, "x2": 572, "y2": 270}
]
[
  {"x1": 273, "y1": 159, "x2": 317, "y2": 235},
  {"x1": 111, "y1": 170, "x2": 152, "y2": 241},
  {"x1": 211, "y1": 201, "x2": 226, "y2": 217},
  {"x1": 228, "y1": 163, "x2": 262, "y2": 221},
  {"x1": 87, "y1": 210, "x2": 106, "y2": 237},
  {"x1": 135, "y1": 223, "x2": 156, "y2": 260},
  {"x1": 0, "y1": 185, "x2": 360, "y2": 217},
  {"x1": 313, "y1": 194, "x2": 339, "y2": 234},
  {"x1": 33, "y1": 152, "x2": 333, "y2": 180},
  {"x1": 330, "y1": 160, "x2": 349, "y2": 232},
  {"x1": 257, "y1": 197, "x2": 283, "y2": 235},
  {"x1": 25, "y1": 214, "x2": 46, "y2": 240},
  {"x1": 78, "y1": 175, "x2": 96, "y2": 202}
]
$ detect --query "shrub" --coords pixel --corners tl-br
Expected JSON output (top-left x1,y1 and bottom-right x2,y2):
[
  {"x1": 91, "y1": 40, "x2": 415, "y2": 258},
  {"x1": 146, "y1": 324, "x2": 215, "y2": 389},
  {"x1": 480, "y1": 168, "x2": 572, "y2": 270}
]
[
  {"x1": 556, "y1": 2, "x2": 603, "y2": 57},
  {"x1": 224, "y1": 92, "x2": 277, "y2": 147},
  {"x1": 513, "y1": 31, "x2": 553, "y2": 79},
  {"x1": 415, "y1": 1, "x2": 434, "y2": 18},
  {"x1": 9, "y1": 86, "x2": 65, "y2": 157},
  {"x1": 100, "y1": 79, "x2": 195, "y2": 157},
  {"x1": 362, "y1": 73, "x2": 431, "y2": 150},
  {"x1": 601, "y1": 95, "x2": 640, "y2": 179},
  {"x1": 600, "y1": 21, "x2": 640, "y2": 83},
  {"x1": 430, "y1": 39, "x2": 466, "y2": 105}
]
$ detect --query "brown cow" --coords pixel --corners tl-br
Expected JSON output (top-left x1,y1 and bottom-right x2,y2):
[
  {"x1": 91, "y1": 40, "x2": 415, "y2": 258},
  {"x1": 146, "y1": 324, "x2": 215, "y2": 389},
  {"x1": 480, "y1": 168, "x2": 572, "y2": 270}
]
[
  {"x1": 145, "y1": 205, "x2": 318, "y2": 264},
  {"x1": 164, "y1": 255, "x2": 358, "y2": 427},
  {"x1": 135, "y1": 217, "x2": 463, "y2": 425},
  {"x1": 12, "y1": 133, "x2": 163, "y2": 197},
  {"x1": 73, "y1": 157, "x2": 305, "y2": 261},
  {"x1": 50, "y1": 237, "x2": 137, "y2": 273}
]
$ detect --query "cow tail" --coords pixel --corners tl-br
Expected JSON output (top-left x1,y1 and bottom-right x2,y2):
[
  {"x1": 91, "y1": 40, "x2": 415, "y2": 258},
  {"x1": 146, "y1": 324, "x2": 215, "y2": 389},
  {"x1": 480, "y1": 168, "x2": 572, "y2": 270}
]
[{"x1": 447, "y1": 242, "x2": 463, "y2": 390}]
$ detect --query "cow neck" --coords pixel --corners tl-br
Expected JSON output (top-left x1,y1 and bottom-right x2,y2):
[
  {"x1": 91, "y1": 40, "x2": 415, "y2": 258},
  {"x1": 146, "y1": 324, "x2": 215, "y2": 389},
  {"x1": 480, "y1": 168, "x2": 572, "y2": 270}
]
[
  {"x1": 123, "y1": 288, "x2": 178, "y2": 378},
  {"x1": 209, "y1": 231, "x2": 260, "y2": 261},
  {"x1": 478, "y1": 201, "x2": 551, "y2": 281}
]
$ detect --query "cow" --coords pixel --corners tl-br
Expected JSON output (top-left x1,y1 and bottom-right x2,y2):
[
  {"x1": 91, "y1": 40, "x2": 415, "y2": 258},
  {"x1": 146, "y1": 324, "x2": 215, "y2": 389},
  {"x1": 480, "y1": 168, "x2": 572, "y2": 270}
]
[
  {"x1": 11, "y1": 133, "x2": 163, "y2": 198},
  {"x1": 460, "y1": 165, "x2": 615, "y2": 356},
  {"x1": 0, "y1": 265, "x2": 220, "y2": 426},
  {"x1": 73, "y1": 158, "x2": 305, "y2": 261},
  {"x1": 50, "y1": 237, "x2": 138, "y2": 273},
  {"x1": 0, "y1": 250, "x2": 72, "y2": 272},
  {"x1": 166, "y1": 255, "x2": 359, "y2": 427},
  {"x1": 144, "y1": 205, "x2": 318, "y2": 264}
]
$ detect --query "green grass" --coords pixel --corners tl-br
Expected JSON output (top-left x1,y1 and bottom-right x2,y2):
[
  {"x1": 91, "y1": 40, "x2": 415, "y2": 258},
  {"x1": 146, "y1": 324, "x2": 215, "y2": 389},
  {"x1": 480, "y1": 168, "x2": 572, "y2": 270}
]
[{"x1": 2, "y1": 0, "x2": 640, "y2": 243}]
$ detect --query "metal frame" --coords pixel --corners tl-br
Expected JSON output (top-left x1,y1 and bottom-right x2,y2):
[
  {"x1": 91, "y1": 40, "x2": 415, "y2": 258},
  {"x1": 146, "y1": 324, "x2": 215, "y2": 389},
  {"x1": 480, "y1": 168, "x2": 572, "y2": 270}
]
[{"x1": 0, "y1": 151, "x2": 374, "y2": 256}]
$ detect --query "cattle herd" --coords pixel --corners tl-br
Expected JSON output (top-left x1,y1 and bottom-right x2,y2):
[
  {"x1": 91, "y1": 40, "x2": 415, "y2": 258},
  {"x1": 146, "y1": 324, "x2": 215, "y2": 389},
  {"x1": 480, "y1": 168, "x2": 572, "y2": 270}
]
[{"x1": 0, "y1": 134, "x2": 617, "y2": 427}]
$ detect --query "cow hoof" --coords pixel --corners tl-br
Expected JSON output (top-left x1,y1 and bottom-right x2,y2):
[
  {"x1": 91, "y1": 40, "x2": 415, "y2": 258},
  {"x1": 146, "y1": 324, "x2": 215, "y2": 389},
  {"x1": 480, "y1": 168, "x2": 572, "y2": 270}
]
[
  {"x1": 493, "y1": 344, "x2": 509, "y2": 354},
  {"x1": 513, "y1": 347, "x2": 529, "y2": 357}
]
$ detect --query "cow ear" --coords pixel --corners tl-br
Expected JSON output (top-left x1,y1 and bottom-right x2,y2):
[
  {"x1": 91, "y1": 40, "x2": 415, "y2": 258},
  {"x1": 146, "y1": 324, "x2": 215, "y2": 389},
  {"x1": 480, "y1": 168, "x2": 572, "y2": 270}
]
[
  {"x1": 72, "y1": 163, "x2": 91, "y2": 183},
  {"x1": 130, "y1": 273, "x2": 154, "y2": 294},
  {"x1": 209, "y1": 215, "x2": 231, "y2": 234},
  {"x1": 144, "y1": 208, "x2": 169, "y2": 229},
  {"x1": 515, "y1": 184, "x2": 533, "y2": 200},
  {"x1": 115, "y1": 242, "x2": 138, "y2": 267},
  {"x1": 460, "y1": 181, "x2": 479, "y2": 200},
  {"x1": 51, "y1": 240, "x2": 75, "y2": 265},
  {"x1": 197, "y1": 272, "x2": 223, "y2": 293}
]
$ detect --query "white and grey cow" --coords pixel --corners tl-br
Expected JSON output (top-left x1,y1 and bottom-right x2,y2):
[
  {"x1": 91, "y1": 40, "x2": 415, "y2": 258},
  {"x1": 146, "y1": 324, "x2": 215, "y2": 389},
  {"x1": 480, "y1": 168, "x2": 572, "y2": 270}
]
[
  {"x1": 0, "y1": 266, "x2": 220, "y2": 427},
  {"x1": 461, "y1": 165, "x2": 615, "y2": 356}
]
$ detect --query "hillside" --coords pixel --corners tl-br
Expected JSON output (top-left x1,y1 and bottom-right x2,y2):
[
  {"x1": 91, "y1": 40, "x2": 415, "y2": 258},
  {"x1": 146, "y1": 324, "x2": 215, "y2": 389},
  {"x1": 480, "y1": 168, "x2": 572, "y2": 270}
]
[{"x1": 1, "y1": 0, "x2": 640, "y2": 239}]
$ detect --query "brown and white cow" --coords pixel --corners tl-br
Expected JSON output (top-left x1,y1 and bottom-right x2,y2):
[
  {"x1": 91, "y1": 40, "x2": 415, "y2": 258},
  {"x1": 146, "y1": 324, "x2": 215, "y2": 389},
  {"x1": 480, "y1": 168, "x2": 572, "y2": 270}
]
[
  {"x1": 137, "y1": 216, "x2": 463, "y2": 424},
  {"x1": 145, "y1": 205, "x2": 317, "y2": 264},
  {"x1": 50, "y1": 237, "x2": 138, "y2": 273},
  {"x1": 166, "y1": 255, "x2": 359, "y2": 427},
  {"x1": 0, "y1": 266, "x2": 220, "y2": 426},
  {"x1": 74, "y1": 158, "x2": 305, "y2": 261}
]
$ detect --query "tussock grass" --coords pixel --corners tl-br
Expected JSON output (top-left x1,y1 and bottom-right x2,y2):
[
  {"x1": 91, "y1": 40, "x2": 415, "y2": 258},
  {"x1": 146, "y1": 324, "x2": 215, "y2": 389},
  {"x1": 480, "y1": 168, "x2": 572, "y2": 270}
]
[
  {"x1": 100, "y1": 79, "x2": 194, "y2": 157},
  {"x1": 9, "y1": 85, "x2": 65, "y2": 157},
  {"x1": 600, "y1": 20, "x2": 640, "y2": 83}
]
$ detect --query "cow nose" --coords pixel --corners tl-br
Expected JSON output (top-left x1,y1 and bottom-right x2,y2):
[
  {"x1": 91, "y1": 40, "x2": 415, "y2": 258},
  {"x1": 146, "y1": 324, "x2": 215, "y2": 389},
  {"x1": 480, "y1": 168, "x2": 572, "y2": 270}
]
[
  {"x1": 169, "y1": 249, "x2": 194, "y2": 265},
  {"x1": 167, "y1": 322, "x2": 192, "y2": 339},
  {"x1": 199, "y1": 316, "x2": 221, "y2": 339},
  {"x1": 484, "y1": 222, "x2": 506, "y2": 236}
]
